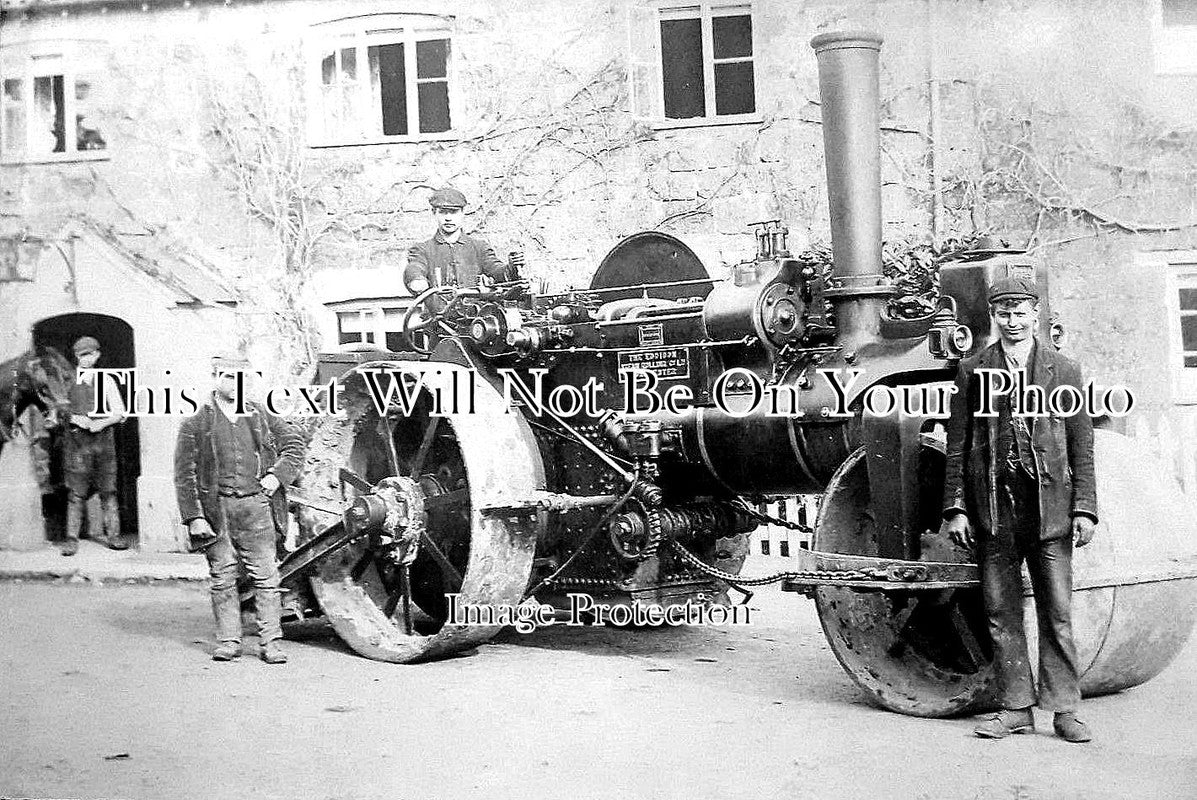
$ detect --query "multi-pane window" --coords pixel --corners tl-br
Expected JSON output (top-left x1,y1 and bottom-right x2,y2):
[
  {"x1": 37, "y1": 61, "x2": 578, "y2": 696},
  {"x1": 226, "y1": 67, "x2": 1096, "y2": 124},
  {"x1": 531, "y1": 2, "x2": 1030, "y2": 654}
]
[
  {"x1": 1, "y1": 48, "x2": 107, "y2": 162},
  {"x1": 333, "y1": 305, "x2": 416, "y2": 351},
  {"x1": 1165, "y1": 261, "x2": 1197, "y2": 402},
  {"x1": 336, "y1": 309, "x2": 380, "y2": 346},
  {"x1": 630, "y1": 2, "x2": 757, "y2": 123},
  {"x1": 309, "y1": 16, "x2": 452, "y2": 146},
  {"x1": 1174, "y1": 271, "x2": 1197, "y2": 367},
  {"x1": 1155, "y1": 0, "x2": 1197, "y2": 74},
  {"x1": 1162, "y1": 0, "x2": 1197, "y2": 25}
]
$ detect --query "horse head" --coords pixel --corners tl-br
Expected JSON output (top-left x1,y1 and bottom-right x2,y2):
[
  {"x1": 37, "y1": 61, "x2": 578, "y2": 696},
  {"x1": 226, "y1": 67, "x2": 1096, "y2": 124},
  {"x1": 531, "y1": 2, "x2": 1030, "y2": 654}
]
[
  {"x1": 27, "y1": 345, "x2": 75, "y2": 424},
  {"x1": 1, "y1": 346, "x2": 75, "y2": 440}
]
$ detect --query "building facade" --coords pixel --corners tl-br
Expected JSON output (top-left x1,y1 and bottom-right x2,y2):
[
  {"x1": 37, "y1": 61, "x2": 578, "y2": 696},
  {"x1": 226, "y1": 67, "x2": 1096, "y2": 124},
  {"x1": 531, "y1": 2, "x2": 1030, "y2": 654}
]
[{"x1": 3, "y1": 0, "x2": 1197, "y2": 549}]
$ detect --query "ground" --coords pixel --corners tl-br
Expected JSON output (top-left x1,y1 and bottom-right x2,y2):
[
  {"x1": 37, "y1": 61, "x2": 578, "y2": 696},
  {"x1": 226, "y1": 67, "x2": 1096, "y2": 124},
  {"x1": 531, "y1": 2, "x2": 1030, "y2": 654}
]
[{"x1": 1, "y1": 580, "x2": 1194, "y2": 800}]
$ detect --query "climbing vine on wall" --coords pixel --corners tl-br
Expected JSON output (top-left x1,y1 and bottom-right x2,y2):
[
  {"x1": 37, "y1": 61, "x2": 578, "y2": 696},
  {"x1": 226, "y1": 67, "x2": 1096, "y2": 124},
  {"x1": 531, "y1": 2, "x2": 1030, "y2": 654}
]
[{"x1": 202, "y1": 52, "x2": 338, "y2": 379}]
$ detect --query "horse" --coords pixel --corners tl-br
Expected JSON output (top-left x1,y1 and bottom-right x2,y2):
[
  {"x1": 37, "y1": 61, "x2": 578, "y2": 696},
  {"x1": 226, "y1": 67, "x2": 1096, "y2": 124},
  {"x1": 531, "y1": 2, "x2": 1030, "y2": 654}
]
[{"x1": 0, "y1": 345, "x2": 75, "y2": 461}]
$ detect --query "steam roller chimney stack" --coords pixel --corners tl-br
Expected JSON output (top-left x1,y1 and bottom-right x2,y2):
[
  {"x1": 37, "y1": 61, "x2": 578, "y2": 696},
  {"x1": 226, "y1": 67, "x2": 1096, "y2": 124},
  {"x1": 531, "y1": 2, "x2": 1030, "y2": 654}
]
[{"x1": 810, "y1": 31, "x2": 893, "y2": 348}]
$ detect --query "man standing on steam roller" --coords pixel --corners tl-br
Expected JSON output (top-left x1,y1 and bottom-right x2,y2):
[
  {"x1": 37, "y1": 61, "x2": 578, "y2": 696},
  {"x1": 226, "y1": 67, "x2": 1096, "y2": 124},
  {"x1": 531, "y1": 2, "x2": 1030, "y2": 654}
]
[
  {"x1": 939, "y1": 276, "x2": 1098, "y2": 743},
  {"x1": 403, "y1": 186, "x2": 521, "y2": 294}
]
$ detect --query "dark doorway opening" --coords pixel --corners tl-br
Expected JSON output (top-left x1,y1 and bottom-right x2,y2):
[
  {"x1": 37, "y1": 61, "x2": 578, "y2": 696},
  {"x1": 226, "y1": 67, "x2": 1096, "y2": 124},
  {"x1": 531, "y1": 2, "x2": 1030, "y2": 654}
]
[{"x1": 33, "y1": 313, "x2": 140, "y2": 542}]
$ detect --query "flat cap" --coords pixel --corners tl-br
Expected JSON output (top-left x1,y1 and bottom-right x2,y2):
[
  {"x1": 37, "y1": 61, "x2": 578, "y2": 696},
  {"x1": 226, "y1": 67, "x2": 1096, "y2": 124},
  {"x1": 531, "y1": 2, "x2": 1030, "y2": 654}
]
[
  {"x1": 988, "y1": 276, "x2": 1039, "y2": 304},
  {"x1": 428, "y1": 186, "x2": 467, "y2": 209},
  {"x1": 72, "y1": 336, "x2": 100, "y2": 356},
  {"x1": 211, "y1": 351, "x2": 252, "y2": 371}
]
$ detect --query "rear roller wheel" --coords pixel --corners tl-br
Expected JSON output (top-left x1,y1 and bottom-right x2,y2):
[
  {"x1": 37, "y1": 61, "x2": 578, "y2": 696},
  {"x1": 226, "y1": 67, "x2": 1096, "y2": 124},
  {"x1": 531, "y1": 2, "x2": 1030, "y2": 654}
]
[{"x1": 295, "y1": 362, "x2": 546, "y2": 662}]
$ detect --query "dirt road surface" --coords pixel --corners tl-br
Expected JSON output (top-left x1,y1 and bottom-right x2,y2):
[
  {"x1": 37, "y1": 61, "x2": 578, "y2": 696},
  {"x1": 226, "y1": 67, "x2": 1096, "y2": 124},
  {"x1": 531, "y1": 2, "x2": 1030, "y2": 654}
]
[{"x1": 1, "y1": 581, "x2": 1193, "y2": 800}]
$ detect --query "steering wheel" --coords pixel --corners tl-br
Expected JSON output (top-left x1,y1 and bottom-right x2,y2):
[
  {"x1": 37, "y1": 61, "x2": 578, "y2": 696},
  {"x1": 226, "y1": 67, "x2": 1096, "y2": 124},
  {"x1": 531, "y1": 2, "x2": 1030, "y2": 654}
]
[{"x1": 402, "y1": 286, "x2": 462, "y2": 354}]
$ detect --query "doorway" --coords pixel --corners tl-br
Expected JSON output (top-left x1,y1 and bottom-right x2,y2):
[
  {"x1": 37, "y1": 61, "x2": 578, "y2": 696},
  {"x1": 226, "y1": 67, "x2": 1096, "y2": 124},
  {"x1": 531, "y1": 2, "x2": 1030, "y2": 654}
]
[{"x1": 32, "y1": 313, "x2": 140, "y2": 542}]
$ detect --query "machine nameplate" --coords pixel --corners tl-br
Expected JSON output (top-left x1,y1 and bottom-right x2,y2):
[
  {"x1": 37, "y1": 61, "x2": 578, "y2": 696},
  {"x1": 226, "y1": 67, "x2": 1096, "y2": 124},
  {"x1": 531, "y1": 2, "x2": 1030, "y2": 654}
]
[
  {"x1": 638, "y1": 324, "x2": 664, "y2": 347},
  {"x1": 618, "y1": 347, "x2": 691, "y2": 380}
]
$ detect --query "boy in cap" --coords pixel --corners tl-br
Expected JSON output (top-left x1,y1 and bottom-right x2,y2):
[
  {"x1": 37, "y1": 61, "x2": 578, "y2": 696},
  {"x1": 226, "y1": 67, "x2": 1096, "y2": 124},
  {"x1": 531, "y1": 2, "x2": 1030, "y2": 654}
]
[
  {"x1": 403, "y1": 185, "x2": 520, "y2": 294},
  {"x1": 940, "y1": 276, "x2": 1098, "y2": 743},
  {"x1": 62, "y1": 335, "x2": 127, "y2": 555},
  {"x1": 174, "y1": 353, "x2": 306, "y2": 664}
]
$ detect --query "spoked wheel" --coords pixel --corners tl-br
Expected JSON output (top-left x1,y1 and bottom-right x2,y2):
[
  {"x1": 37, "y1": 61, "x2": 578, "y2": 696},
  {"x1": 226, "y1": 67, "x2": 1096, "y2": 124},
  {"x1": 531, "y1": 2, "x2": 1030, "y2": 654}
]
[
  {"x1": 813, "y1": 448, "x2": 997, "y2": 717},
  {"x1": 295, "y1": 362, "x2": 545, "y2": 662}
]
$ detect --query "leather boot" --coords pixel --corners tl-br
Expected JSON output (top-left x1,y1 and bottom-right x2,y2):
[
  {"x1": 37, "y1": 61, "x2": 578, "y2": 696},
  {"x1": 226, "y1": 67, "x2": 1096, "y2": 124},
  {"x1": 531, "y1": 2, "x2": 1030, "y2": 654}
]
[
  {"x1": 211, "y1": 641, "x2": 242, "y2": 661},
  {"x1": 260, "y1": 640, "x2": 288, "y2": 664},
  {"x1": 974, "y1": 707, "x2": 1035, "y2": 738},
  {"x1": 210, "y1": 587, "x2": 243, "y2": 645},
  {"x1": 100, "y1": 494, "x2": 128, "y2": 550},
  {"x1": 62, "y1": 493, "x2": 85, "y2": 556},
  {"x1": 255, "y1": 588, "x2": 284, "y2": 646},
  {"x1": 1054, "y1": 712, "x2": 1092, "y2": 743}
]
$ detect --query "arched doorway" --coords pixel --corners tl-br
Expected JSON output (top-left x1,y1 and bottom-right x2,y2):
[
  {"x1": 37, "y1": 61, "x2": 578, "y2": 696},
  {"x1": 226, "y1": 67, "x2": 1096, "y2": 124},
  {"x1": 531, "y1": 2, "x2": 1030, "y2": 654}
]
[{"x1": 32, "y1": 313, "x2": 141, "y2": 542}]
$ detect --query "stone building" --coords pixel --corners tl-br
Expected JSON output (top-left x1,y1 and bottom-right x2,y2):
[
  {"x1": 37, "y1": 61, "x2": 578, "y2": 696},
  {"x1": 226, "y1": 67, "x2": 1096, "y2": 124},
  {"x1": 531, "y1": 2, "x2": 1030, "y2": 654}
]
[
  {"x1": 0, "y1": 219, "x2": 237, "y2": 550},
  {"x1": 2, "y1": 0, "x2": 1197, "y2": 550}
]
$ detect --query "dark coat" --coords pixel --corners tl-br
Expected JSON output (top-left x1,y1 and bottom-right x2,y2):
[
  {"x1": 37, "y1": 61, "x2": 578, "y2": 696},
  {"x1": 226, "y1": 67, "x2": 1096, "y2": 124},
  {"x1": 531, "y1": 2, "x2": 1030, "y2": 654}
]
[
  {"x1": 174, "y1": 399, "x2": 306, "y2": 535},
  {"x1": 942, "y1": 340, "x2": 1098, "y2": 541},
  {"x1": 403, "y1": 232, "x2": 511, "y2": 291}
]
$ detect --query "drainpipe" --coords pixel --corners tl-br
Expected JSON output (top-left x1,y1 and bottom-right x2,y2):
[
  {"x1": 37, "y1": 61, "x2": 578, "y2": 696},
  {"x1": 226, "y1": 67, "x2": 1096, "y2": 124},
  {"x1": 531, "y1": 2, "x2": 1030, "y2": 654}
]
[{"x1": 927, "y1": 0, "x2": 944, "y2": 246}]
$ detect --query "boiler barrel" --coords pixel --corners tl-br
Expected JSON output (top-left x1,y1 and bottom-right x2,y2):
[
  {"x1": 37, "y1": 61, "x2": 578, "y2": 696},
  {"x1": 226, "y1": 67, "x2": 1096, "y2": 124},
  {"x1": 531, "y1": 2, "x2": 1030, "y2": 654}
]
[{"x1": 660, "y1": 406, "x2": 854, "y2": 495}]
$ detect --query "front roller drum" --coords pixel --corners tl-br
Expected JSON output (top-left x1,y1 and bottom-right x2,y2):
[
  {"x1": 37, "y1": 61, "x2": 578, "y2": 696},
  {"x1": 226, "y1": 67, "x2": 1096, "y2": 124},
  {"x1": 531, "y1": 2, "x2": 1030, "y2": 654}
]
[
  {"x1": 813, "y1": 432, "x2": 1197, "y2": 717},
  {"x1": 812, "y1": 448, "x2": 996, "y2": 717},
  {"x1": 295, "y1": 363, "x2": 547, "y2": 662}
]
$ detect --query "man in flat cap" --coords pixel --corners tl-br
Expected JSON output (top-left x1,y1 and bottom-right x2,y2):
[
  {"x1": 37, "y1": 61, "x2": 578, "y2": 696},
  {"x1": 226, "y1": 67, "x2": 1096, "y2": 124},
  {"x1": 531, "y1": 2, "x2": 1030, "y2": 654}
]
[
  {"x1": 940, "y1": 276, "x2": 1098, "y2": 743},
  {"x1": 403, "y1": 186, "x2": 520, "y2": 295},
  {"x1": 174, "y1": 353, "x2": 306, "y2": 664},
  {"x1": 62, "y1": 335, "x2": 127, "y2": 556}
]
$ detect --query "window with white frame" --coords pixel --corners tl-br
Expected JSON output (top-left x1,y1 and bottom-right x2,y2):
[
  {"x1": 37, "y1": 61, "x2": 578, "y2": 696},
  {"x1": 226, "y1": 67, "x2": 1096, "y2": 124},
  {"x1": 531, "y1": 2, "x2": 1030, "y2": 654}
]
[
  {"x1": 332, "y1": 303, "x2": 417, "y2": 351},
  {"x1": 336, "y1": 308, "x2": 379, "y2": 346},
  {"x1": 628, "y1": 2, "x2": 757, "y2": 124},
  {"x1": 1154, "y1": 0, "x2": 1197, "y2": 75},
  {"x1": 0, "y1": 42, "x2": 108, "y2": 163},
  {"x1": 1165, "y1": 259, "x2": 1197, "y2": 402},
  {"x1": 308, "y1": 14, "x2": 453, "y2": 146}
]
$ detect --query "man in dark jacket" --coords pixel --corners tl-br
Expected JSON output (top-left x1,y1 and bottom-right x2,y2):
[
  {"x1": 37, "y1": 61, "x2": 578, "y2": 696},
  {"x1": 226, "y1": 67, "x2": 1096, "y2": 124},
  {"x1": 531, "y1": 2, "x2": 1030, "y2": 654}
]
[
  {"x1": 174, "y1": 354, "x2": 306, "y2": 664},
  {"x1": 403, "y1": 186, "x2": 518, "y2": 294},
  {"x1": 940, "y1": 277, "x2": 1098, "y2": 743},
  {"x1": 63, "y1": 335, "x2": 127, "y2": 555}
]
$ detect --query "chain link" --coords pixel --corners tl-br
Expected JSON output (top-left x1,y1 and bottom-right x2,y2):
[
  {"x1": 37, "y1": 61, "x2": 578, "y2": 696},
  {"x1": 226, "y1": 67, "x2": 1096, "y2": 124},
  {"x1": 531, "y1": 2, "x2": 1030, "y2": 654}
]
[
  {"x1": 733, "y1": 499, "x2": 815, "y2": 534},
  {"x1": 667, "y1": 539, "x2": 875, "y2": 587}
]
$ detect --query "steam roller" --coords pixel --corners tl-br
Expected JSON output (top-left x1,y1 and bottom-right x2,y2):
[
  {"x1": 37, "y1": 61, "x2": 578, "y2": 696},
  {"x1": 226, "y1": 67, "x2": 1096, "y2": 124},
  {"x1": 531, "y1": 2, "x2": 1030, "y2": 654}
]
[{"x1": 271, "y1": 30, "x2": 1197, "y2": 711}]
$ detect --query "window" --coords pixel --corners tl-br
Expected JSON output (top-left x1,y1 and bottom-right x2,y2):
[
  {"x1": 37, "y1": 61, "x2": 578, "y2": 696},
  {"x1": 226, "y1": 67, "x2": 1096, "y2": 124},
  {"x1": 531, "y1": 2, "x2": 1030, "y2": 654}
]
[
  {"x1": 1154, "y1": 1, "x2": 1197, "y2": 74},
  {"x1": 308, "y1": 14, "x2": 453, "y2": 146},
  {"x1": 629, "y1": 2, "x2": 758, "y2": 125},
  {"x1": 331, "y1": 303, "x2": 415, "y2": 350},
  {"x1": 1164, "y1": 257, "x2": 1197, "y2": 402},
  {"x1": 1, "y1": 42, "x2": 107, "y2": 163}
]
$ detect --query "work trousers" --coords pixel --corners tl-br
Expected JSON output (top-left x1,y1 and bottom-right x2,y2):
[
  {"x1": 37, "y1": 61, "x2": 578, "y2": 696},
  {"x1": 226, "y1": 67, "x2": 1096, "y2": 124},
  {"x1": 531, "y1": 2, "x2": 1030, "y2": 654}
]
[
  {"x1": 64, "y1": 427, "x2": 120, "y2": 542},
  {"x1": 204, "y1": 494, "x2": 282, "y2": 645},
  {"x1": 980, "y1": 469, "x2": 1081, "y2": 713}
]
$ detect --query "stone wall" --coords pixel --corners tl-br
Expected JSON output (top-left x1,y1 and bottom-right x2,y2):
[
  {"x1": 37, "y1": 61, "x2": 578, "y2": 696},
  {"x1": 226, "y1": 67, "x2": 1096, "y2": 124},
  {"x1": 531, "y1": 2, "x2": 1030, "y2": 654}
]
[{"x1": 2, "y1": 0, "x2": 1196, "y2": 417}]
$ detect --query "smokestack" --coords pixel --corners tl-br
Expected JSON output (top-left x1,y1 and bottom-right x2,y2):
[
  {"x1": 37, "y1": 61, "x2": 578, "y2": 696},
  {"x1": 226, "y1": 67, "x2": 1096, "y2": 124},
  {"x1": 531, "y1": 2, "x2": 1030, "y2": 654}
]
[{"x1": 810, "y1": 31, "x2": 892, "y2": 345}]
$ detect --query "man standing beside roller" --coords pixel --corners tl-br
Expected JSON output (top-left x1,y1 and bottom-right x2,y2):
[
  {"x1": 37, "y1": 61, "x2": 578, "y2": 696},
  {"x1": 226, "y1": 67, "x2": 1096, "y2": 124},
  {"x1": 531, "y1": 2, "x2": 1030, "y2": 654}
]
[
  {"x1": 940, "y1": 276, "x2": 1098, "y2": 743},
  {"x1": 174, "y1": 353, "x2": 306, "y2": 664}
]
